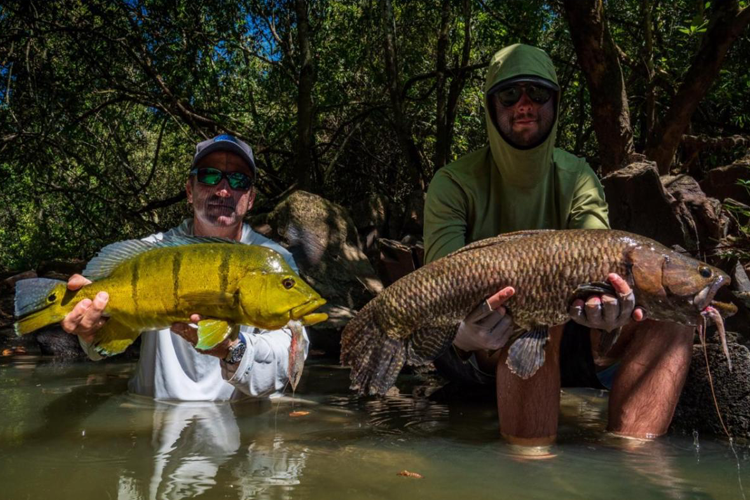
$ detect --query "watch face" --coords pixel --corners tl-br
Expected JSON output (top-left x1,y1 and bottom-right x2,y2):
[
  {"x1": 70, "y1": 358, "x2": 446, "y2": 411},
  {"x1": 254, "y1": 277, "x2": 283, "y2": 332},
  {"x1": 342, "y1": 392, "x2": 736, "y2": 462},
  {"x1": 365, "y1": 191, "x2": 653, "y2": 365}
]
[{"x1": 226, "y1": 341, "x2": 246, "y2": 365}]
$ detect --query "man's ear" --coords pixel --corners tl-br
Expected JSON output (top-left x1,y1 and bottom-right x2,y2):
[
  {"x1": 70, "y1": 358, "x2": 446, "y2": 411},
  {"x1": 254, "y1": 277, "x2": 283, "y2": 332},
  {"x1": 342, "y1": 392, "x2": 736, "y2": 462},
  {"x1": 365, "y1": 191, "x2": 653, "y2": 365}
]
[{"x1": 185, "y1": 178, "x2": 193, "y2": 204}]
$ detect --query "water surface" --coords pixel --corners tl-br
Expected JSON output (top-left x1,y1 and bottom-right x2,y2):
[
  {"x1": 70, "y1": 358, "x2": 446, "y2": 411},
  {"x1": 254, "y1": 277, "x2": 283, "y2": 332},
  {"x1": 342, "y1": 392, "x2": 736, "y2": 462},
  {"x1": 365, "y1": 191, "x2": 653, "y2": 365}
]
[{"x1": 1, "y1": 355, "x2": 748, "y2": 500}]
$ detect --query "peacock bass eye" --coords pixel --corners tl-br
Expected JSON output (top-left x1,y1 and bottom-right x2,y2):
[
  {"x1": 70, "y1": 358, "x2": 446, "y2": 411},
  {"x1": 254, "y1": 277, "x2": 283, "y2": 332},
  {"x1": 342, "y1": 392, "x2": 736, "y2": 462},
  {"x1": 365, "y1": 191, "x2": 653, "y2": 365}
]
[
  {"x1": 699, "y1": 266, "x2": 712, "y2": 278},
  {"x1": 282, "y1": 278, "x2": 296, "y2": 290},
  {"x1": 48, "y1": 294, "x2": 56, "y2": 302}
]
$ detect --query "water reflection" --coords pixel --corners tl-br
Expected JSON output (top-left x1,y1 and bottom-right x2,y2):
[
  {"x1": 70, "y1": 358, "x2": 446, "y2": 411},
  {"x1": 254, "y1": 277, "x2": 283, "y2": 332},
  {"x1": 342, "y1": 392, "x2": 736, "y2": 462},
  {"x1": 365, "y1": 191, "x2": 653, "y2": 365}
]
[
  {"x1": 1, "y1": 359, "x2": 749, "y2": 500},
  {"x1": 115, "y1": 397, "x2": 308, "y2": 500}
]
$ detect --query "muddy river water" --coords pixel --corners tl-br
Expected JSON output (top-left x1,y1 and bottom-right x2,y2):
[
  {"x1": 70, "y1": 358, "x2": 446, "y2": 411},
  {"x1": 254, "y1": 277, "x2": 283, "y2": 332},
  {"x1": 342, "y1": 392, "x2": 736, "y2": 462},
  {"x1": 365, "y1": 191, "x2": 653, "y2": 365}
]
[{"x1": 0, "y1": 355, "x2": 748, "y2": 499}]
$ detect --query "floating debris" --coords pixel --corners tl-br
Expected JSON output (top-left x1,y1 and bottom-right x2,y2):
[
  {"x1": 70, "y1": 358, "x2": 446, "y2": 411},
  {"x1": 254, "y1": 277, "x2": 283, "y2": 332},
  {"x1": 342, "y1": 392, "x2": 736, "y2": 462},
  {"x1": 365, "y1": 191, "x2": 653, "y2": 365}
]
[
  {"x1": 289, "y1": 411, "x2": 310, "y2": 417},
  {"x1": 397, "y1": 470, "x2": 423, "y2": 479}
]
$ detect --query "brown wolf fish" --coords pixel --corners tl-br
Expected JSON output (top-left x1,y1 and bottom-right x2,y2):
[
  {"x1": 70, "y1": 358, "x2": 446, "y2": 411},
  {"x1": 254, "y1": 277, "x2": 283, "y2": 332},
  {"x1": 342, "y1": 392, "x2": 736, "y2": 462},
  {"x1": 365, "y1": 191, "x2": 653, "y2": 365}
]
[{"x1": 340, "y1": 229, "x2": 734, "y2": 396}]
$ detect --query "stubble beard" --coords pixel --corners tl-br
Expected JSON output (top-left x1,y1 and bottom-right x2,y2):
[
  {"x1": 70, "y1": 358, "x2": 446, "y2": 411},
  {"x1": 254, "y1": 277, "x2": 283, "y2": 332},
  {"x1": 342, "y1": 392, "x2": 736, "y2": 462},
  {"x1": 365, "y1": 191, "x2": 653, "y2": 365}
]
[{"x1": 200, "y1": 195, "x2": 240, "y2": 226}]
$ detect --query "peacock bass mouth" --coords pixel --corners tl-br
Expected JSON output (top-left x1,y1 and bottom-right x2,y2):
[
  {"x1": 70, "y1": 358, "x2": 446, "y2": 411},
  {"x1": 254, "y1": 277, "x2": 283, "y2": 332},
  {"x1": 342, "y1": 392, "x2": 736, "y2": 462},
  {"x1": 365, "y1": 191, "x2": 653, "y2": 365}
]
[{"x1": 291, "y1": 298, "x2": 328, "y2": 326}]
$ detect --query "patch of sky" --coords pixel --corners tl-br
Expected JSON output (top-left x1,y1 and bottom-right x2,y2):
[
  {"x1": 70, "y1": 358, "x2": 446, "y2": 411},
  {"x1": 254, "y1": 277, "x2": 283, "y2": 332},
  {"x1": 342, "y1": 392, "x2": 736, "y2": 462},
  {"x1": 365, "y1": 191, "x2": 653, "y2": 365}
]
[
  {"x1": 244, "y1": 13, "x2": 282, "y2": 62},
  {"x1": 0, "y1": 64, "x2": 14, "y2": 104}
]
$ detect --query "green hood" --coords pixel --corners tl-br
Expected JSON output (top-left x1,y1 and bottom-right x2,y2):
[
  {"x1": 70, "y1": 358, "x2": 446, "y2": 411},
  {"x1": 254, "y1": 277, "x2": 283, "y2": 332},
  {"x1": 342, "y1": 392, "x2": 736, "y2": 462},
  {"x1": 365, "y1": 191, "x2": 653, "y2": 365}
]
[
  {"x1": 484, "y1": 44, "x2": 559, "y2": 188},
  {"x1": 423, "y1": 44, "x2": 609, "y2": 264}
]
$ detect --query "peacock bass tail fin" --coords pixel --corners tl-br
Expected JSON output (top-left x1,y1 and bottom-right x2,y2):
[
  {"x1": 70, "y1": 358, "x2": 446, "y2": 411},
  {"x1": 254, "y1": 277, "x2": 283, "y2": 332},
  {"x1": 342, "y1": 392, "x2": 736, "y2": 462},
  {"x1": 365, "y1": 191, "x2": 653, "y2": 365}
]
[{"x1": 14, "y1": 278, "x2": 69, "y2": 336}]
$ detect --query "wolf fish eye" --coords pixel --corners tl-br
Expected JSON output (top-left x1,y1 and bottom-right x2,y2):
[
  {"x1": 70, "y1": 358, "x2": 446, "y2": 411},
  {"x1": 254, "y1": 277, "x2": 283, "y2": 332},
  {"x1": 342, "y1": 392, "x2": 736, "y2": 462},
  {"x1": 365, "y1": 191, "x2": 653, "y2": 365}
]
[
  {"x1": 282, "y1": 278, "x2": 295, "y2": 289},
  {"x1": 699, "y1": 266, "x2": 712, "y2": 278}
]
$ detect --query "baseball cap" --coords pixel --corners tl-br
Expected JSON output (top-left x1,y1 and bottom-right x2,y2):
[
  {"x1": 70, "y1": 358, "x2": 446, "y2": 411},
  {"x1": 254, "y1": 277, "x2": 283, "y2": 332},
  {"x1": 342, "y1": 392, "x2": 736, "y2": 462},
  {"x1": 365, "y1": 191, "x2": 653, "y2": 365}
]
[
  {"x1": 192, "y1": 134, "x2": 257, "y2": 178},
  {"x1": 487, "y1": 75, "x2": 560, "y2": 95}
]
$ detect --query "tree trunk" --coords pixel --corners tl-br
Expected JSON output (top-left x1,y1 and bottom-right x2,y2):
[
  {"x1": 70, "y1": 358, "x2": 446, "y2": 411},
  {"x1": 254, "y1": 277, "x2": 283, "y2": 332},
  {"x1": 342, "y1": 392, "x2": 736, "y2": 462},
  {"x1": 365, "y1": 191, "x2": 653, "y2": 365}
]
[
  {"x1": 434, "y1": 0, "x2": 451, "y2": 169},
  {"x1": 381, "y1": 0, "x2": 425, "y2": 190},
  {"x1": 435, "y1": 0, "x2": 472, "y2": 170},
  {"x1": 645, "y1": 2, "x2": 750, "y2": 174},
  {"x1": 563, "y1": 0, "x2": 634, "y2": 174},
  {"x1": 295, "y1": 0, "x2": 316, "y2": 190}
]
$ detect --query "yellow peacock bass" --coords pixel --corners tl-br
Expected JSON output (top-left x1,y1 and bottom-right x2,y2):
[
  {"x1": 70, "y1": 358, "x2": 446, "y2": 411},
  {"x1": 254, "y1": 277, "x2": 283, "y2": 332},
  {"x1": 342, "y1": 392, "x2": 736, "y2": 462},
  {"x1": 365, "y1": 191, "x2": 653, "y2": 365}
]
[{"x1": 14, "y1": 236, "x2": 328, "y2": 357}]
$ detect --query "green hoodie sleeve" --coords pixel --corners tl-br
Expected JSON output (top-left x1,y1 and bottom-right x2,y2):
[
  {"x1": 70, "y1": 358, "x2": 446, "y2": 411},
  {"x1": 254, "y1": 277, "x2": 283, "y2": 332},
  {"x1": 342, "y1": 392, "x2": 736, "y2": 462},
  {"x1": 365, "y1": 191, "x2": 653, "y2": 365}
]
[
  {"x1": 567, "y1": 166, "x2": 610, "y2": 230},
  {"x1": 424, "y1": 170, "x2": 470, "y2": 263}
]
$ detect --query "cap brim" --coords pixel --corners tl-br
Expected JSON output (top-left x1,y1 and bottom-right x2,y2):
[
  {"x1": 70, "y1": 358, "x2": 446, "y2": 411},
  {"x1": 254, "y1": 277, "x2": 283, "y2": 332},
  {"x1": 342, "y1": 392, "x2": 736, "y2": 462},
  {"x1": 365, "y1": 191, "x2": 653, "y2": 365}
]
[
  {"x1": 488, "y1": 75, "x2": 560, "y2": 95},
  {"x1": 192, "y1": 142, "x2": 257, "y2": 176}
]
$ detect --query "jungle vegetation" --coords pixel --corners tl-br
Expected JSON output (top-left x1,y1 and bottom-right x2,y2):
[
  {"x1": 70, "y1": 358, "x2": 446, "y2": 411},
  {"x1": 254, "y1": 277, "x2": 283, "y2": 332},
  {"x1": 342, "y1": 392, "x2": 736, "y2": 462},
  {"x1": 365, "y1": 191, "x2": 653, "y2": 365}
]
[{"x1": 1, "y1": 0, "x2": 749, "y2": 271}]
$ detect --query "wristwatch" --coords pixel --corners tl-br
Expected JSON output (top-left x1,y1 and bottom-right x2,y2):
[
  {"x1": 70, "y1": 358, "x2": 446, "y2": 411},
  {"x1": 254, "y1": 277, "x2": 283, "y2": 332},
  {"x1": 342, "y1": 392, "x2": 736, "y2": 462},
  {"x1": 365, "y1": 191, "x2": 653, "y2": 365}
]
[{"x1": 224, "y1": 335, "x2": 247, "y2": 365}]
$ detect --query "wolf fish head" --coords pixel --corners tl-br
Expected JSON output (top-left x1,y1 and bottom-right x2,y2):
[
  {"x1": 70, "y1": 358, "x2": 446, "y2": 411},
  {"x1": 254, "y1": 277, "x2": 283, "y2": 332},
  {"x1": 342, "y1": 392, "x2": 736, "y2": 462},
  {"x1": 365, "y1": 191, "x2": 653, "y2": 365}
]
[{"x1": 627, "y1": 242, "x2": 731, "y2": 326}]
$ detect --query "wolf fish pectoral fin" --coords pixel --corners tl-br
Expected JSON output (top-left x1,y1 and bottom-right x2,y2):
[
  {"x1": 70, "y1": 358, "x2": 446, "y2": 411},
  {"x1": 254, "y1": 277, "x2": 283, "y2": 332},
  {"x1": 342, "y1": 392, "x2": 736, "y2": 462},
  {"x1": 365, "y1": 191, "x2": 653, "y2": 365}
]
[
  {"x1": 195, "y1": 320, "x2": 239, "y2": 350},
  {"x1": 93, "y1": 320, "x2": 140, "y2": 357},
  {"x1": 506, "y1": 328, "x2": 548, "y2": 379}
]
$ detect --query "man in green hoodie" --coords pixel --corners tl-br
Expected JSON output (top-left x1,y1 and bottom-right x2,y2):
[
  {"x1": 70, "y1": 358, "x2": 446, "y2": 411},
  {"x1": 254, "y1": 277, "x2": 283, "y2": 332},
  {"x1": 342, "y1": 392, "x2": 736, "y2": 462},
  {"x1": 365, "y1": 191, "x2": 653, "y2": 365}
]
[{"x1": 424, "y1": 44, "x2": 694, "y2": 446}]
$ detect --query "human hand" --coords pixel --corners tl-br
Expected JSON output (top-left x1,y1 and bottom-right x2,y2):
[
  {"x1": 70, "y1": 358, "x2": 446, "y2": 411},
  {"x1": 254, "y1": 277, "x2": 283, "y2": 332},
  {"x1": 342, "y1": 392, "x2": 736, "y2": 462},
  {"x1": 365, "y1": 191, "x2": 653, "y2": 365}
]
[
  {"x1": 454, "y1": 287, "x2": 515, "y2": 353},
  {"x1": 170, "y1": 314, "x2": 236, "y2": 359},
  {"x1": 60, "y1": 274, "x2": 108, "y2": 344},
  {"x1": 569, "y1": 273, "x2": 645, "y2": 332}
]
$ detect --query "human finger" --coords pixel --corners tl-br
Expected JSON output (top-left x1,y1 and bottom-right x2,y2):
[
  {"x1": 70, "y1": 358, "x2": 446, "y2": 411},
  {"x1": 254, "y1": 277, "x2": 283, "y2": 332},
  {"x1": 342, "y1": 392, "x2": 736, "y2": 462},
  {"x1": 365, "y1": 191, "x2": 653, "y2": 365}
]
[
  {"x1": 189, "y1": 314, "x2": 202, "y2": 323},
  {"x1": 486, "y1": 287, "x2": 515, "y2": 310},
  {"x1": 584, "y1": 296, "x2": 604, "y2": 328},
  {"x1": 67, "y1": 274, "x2": 92, "y2": 291},
  {"x1": 608, "y1": 273, "x2": 632, "y2": 296},
  {"x1": 464, "y1": 300, "x2": 495, "y2": 323},
  {"x1": 601, "y1": 293, "x2": 619, "y2": 326},
  {"x1": 78, "y1": 292, "x2": 108, "y2": 331},
  {"x1": 171, "y1": 323, "x2": 198, "y2": 345},
  {"x1": 475, "y1": 309, "x2": 505, "y2": 330},
  {"x1": 61, "y1": 299, "x2": 92, "y2": 333},
  {"x1": 486, "y1": 315, "x2": 514, "y2": 350},
  {"x1": 633, "y1": 307, "x2": 645, "y2": 322},
  {"x1": 569, "y1": 298, "x2": 585, "y2": 324}
]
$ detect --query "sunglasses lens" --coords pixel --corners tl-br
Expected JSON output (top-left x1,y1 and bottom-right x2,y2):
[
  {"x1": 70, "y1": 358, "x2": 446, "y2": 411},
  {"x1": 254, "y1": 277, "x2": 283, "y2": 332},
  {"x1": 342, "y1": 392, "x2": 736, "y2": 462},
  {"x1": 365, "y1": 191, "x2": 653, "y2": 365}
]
[
  {"x1": 197, "y1": 168, "x2": 223, "y2": 185},
  {"x1": 497, "y1": 86, "x2": 521, "y2": 107},
  {"x1": 494, "y1": 84, "x2": 553, "y2": 107},
  {"x1": 527, "y1": 85, "x2": 552, "y2": 104},
  {"x1": 227, "y1": 172, "x2": 252, "y2": 190}
]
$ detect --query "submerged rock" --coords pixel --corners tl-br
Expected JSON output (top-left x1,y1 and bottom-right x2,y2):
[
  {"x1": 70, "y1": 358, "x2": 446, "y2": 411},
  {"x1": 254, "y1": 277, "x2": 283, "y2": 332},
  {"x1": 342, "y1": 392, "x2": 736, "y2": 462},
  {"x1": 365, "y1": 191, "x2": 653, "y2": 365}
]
[{"x1": 672, "y1": 337, "x2": 750, "y2": 438}]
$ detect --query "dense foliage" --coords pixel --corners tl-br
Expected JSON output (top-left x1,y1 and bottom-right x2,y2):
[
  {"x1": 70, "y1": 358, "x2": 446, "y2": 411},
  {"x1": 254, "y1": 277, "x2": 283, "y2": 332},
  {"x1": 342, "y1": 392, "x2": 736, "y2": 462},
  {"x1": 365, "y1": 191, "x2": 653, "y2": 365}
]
[{"x1": 1, "y1": 0, "x2": 748, "y2": 271}]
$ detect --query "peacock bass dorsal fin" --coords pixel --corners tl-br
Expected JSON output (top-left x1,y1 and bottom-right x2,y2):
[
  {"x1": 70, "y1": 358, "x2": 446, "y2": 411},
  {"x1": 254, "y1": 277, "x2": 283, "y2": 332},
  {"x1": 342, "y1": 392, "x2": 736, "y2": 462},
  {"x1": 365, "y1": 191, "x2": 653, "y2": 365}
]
[
  {"x1": 446, "y1": 229, "x2": 554, "y2": 258},
  {"x1": 83, "y1": 235, "x2": 239, "y2": 281}
]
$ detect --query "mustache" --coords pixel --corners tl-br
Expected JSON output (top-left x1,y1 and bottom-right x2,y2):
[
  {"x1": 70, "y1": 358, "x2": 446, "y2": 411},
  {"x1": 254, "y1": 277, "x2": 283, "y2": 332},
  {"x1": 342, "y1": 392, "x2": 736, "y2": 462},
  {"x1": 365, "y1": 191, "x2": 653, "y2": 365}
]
[{"x1": 205, "y1": 196, "x2": 237, "y2": 209}]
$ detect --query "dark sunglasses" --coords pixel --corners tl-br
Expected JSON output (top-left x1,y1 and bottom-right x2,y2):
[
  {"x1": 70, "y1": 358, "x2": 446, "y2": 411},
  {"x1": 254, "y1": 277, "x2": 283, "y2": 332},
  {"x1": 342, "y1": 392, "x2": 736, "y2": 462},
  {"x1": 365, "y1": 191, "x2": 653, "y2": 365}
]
[
  {"x1": 494, "y1": 84, "x2": 554, "y2": 107},
  {"x1": 189, "y1": 167, "x2": 254, "y2": 191}
]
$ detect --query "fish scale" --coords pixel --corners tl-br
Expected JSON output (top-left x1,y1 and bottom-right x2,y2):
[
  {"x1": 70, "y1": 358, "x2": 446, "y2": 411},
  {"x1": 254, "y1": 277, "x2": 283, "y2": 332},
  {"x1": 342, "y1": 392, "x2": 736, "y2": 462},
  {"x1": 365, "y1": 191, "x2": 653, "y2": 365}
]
[{"x1": 341, "y1": 229, "x2": 731, "y2": 396}]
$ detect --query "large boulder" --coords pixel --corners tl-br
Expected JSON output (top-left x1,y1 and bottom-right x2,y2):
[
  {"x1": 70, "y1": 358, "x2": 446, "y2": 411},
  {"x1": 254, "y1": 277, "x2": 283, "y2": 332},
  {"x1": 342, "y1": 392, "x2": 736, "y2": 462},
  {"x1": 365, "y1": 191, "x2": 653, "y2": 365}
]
[
  {"x1": 661, "y1": 174, "x2": 727, "y2": 249},
  {"x1": 257, "y1": 190, "x2": 384, "y2": 353},
  {"x1": 601, "y1": 161, "x2": 688, "y2": 249},
  {"x1": 601, "y1": 160, "x2": 727, "y2": 252},
  {"x1": 700, "y1": 154, "x2": 750, "y2": 206},
  {"x1": 672, "y1": 335, "x2": 750, "y2": 438}
]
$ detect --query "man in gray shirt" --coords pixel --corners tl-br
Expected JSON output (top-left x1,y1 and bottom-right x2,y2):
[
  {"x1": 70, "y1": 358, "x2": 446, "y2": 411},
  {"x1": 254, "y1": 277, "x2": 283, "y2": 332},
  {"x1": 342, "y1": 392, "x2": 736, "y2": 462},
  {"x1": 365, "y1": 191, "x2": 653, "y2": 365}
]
[{"x1": 61, "y1": 134, "x2": 306, "y2": 400}]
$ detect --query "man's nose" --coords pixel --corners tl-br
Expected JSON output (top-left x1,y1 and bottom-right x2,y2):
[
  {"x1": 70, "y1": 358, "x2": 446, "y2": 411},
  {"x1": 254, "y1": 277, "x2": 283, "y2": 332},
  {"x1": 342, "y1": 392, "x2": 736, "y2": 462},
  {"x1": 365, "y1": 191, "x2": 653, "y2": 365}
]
[
  {"x1": 515, "y1": 90, "x2": 534, "y2": 111},
  {"x1": 215, "y1": 178, "x2": 232, "y2": 196}
]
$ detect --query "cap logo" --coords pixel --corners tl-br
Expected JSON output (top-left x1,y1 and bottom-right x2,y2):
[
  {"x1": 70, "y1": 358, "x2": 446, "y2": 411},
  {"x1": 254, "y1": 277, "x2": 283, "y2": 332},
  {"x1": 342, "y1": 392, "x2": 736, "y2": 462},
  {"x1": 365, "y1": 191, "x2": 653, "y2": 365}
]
[{"x1": 213, "y1": 134, "x2": 239, "y2": 145}]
